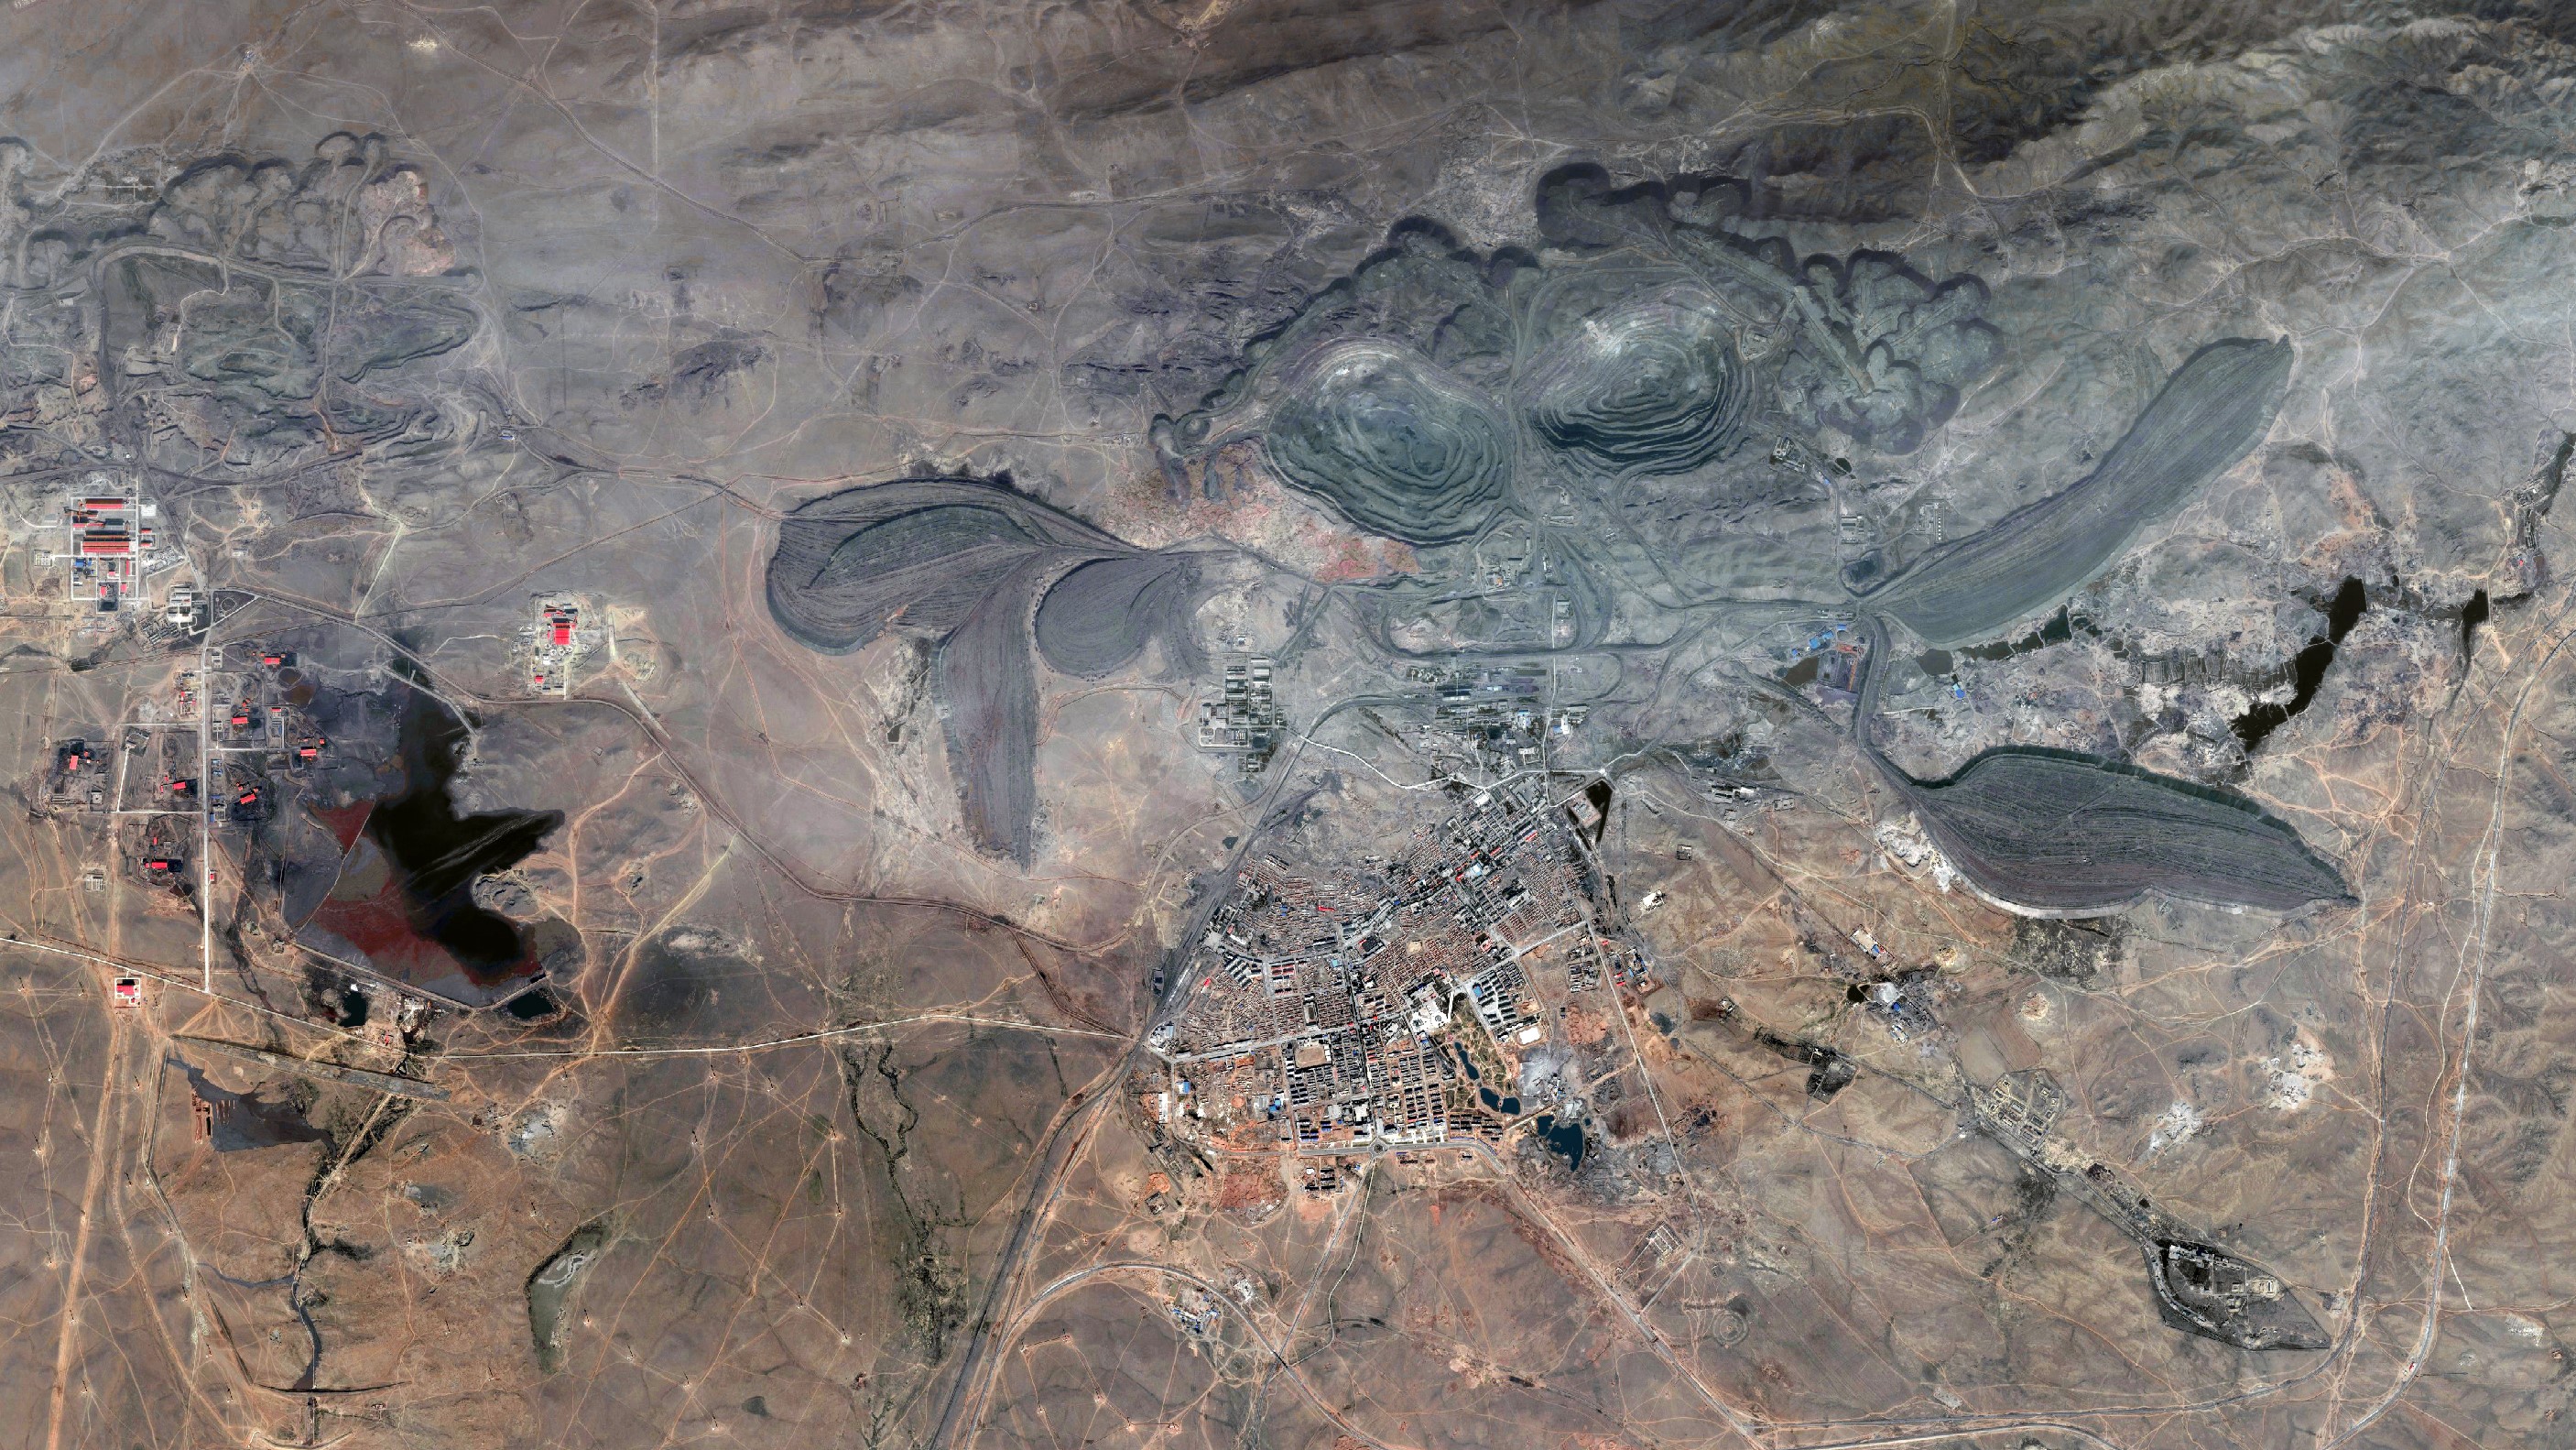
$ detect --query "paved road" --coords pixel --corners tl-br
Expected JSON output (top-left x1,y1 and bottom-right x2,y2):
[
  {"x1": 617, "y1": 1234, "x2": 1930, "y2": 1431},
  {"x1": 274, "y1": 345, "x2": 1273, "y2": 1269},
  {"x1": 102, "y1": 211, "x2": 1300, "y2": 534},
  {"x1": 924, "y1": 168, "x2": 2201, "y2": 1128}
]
[{"x1": 923, "y1": 761, "x2": 1326, "y2": 1449}]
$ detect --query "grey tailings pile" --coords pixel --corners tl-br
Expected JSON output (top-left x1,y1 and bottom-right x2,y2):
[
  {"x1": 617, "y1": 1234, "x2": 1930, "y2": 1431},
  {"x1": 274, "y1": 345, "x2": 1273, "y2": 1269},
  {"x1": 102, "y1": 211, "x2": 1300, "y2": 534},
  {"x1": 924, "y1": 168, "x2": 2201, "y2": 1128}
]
[
  {"x1": 766, "y1": 477, "x2": 1203, "y2": 862},
  {"x1": 1895, "y1": 747, "x2": 2350, "y2": 916},
  {"x1": 1033, "y1": 555, "x2": 1204, "y2": 680},
  {"x1": 1827, "y1": 339, "x2": 2348, "y2": 917},
  {"x1": 1858, "y1": 338, "x2": 2295, "y2": 647},
  {"x1": 1850, "y1": 617, "x2": 2346, "y2": 916},
  {"x1": 767, "y1": 503, "x2": 1042, "y2": 653}
]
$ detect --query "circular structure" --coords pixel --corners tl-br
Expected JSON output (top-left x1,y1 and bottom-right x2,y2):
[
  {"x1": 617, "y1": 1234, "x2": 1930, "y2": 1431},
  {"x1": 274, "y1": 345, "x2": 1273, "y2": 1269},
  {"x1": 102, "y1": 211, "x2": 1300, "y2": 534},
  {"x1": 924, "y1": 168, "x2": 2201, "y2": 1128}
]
[
  {"x1": 1523, "y1": 291, "x2": 1748, "y2": 476},
  {"x1": 1264, "y1": 341, "x2": 1510, "y2": 545}
]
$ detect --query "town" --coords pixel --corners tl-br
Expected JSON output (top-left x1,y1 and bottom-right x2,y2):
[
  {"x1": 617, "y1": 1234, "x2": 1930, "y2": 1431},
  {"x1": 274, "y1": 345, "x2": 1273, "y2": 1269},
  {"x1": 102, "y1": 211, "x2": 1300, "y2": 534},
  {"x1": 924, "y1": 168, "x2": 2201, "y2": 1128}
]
[{"x1": 1146, "y1": 775, "x2": 1639, "y2": 1189}]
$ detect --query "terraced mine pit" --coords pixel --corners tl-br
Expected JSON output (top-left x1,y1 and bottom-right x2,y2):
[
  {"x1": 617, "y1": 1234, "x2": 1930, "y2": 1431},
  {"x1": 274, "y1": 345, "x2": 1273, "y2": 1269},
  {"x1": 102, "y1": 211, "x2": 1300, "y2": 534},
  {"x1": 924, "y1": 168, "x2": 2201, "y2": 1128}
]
[
  {"x1": 1264, "y1": 341, "x2": 1512, "y2": 544},
  {"x1": 26, "y1": 11, "x2": 2567, "y2": 1445},
  {"x1": 1520, "y1": 288, "x2": 1748, "y2": 477},
  {"x1": 1160, "y1": 164, "x2": 1999, "y2": 595}
]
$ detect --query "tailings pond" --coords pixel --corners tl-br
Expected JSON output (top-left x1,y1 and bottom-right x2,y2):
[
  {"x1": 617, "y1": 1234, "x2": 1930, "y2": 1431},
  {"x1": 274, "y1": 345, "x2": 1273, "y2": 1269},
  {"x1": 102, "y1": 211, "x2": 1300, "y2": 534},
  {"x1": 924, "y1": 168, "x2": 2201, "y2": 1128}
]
[
  {"x1": 299, "y1": 688, "x2": 561, "y2": 1006},
  {"x1": 2232, "y1": 577, "x2": 2365, "y2": 751}
]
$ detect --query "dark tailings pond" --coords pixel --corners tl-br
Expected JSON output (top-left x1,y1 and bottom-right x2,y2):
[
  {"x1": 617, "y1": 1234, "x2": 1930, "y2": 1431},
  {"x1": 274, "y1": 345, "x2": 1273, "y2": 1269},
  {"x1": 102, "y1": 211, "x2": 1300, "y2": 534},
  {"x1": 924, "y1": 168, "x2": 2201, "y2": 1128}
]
[
  {"x1": 1531, "y1": 1114, "x2": 1587, "y2": 1172},
  {"x1": 177, "y1": 1059, "x2": 328, "y2": 1152},
  {"x1": 2233, "y1": 577, "x2": 2364, "y2": 751},
  {"x1": 372, "y1": 692, "x2": 560, "y2": 977},
  {"x1": 303, "y1": 687, "x2": 562, "y2": 1006}
]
